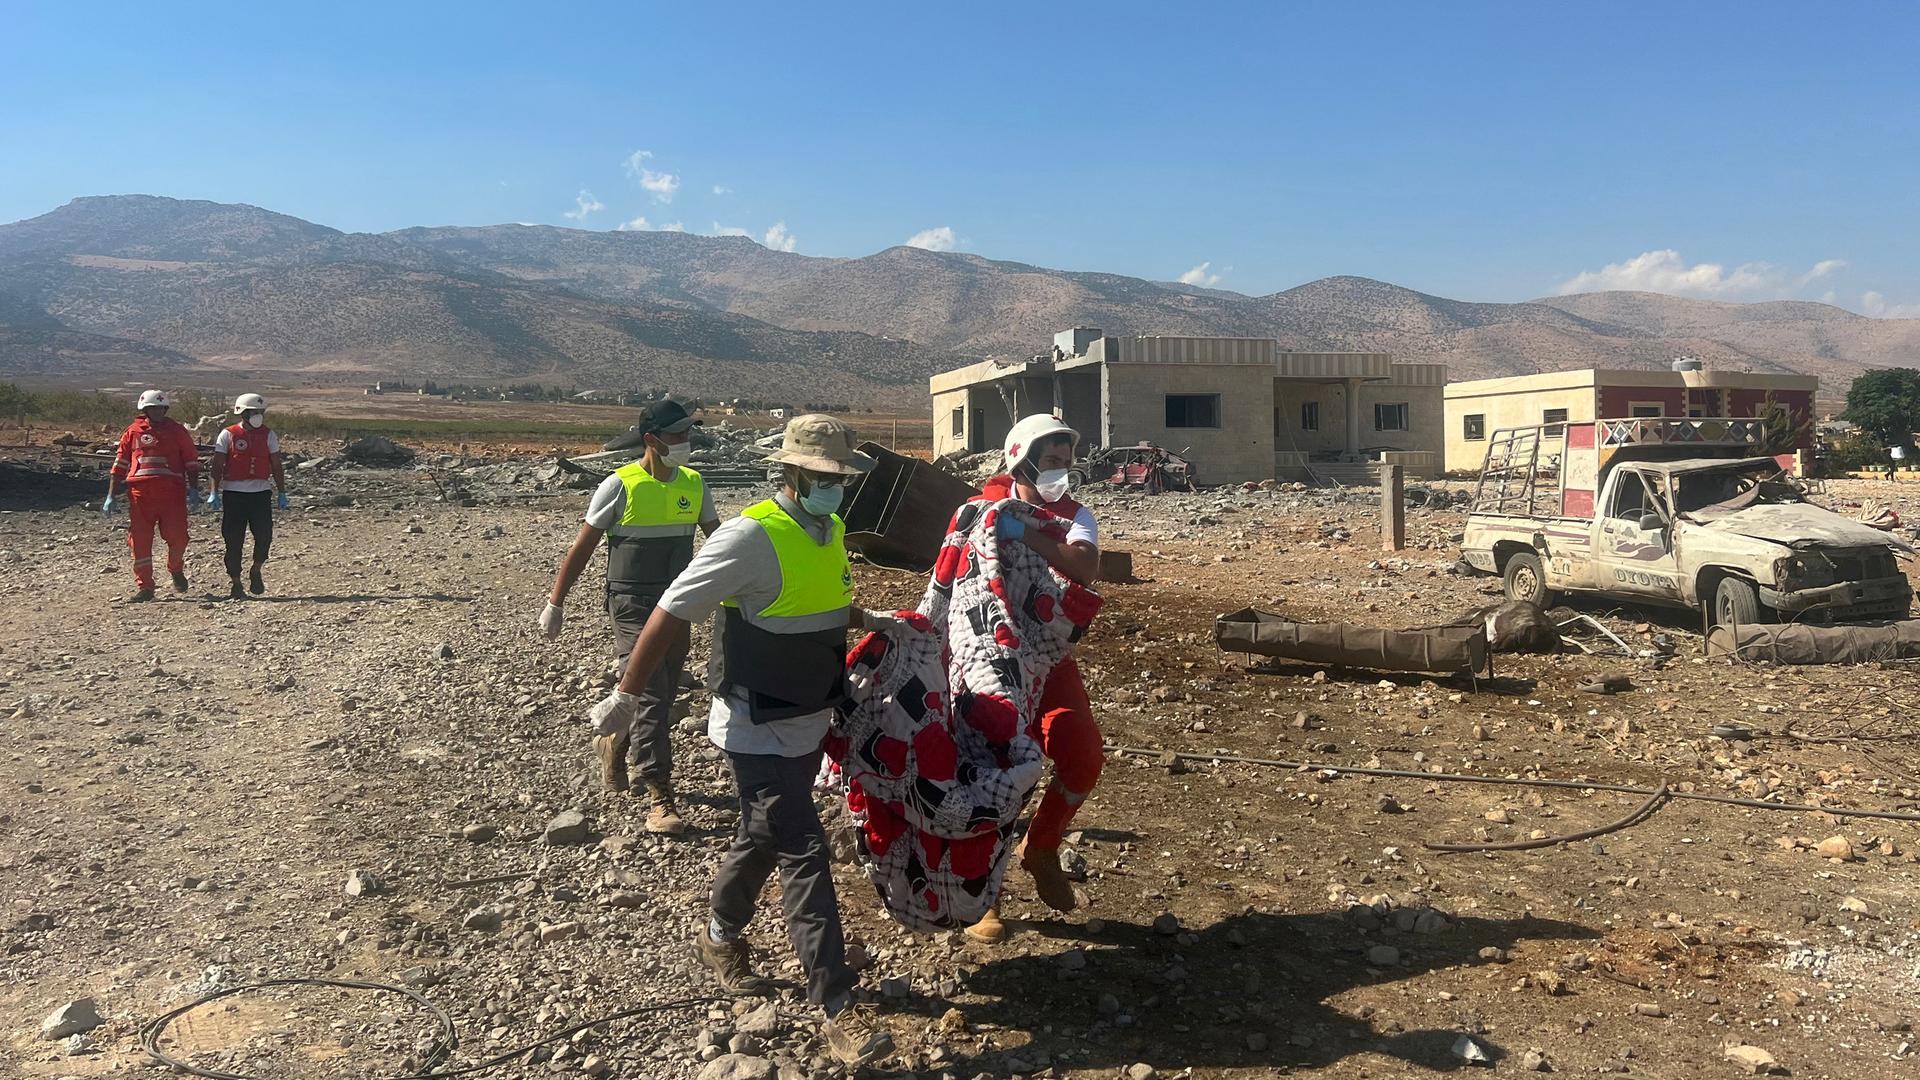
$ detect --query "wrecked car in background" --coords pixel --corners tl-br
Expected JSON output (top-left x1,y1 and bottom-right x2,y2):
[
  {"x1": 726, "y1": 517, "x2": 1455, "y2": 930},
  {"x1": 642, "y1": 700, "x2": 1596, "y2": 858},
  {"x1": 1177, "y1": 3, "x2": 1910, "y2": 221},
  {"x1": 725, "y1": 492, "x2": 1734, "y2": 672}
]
[
  {"x1": 1069, "y1": 443, "x2": 1195, "y2": 493},
  {"x1": 1460, "y1": 417, "x2": 1913, "y2": 625}
]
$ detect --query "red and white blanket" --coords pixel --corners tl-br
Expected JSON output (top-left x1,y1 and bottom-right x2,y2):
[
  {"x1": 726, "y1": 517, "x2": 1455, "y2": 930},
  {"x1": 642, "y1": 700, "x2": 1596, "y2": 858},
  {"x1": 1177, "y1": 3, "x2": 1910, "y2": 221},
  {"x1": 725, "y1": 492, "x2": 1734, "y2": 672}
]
[{"x1": 827, "y1": 497, "x2": 1103, "y2": 932}]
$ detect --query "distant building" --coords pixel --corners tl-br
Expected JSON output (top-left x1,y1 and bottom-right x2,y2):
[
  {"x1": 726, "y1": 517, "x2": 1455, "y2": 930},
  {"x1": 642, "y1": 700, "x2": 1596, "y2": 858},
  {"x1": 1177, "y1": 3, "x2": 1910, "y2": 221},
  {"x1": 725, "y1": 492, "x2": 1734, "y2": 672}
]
[
  {"x1": 1442, "y1": 364, "x2": 1818, "y2": 472},
  {"x1": 929, "y1": 329, "x2": 1447, "y2": 485}
]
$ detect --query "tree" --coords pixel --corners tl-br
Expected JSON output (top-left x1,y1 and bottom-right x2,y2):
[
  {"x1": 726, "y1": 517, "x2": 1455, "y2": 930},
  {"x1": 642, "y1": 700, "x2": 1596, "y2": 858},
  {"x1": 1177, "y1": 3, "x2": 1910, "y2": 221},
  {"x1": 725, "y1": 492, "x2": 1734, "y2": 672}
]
[
  {"x1": 0, "y1": 382, "x2": 38, "y2": 429},
  {"x1": 1844, "y1": 368, "x2": 1920, "y2": 452},
  {"x1": 1754, "y1": 394, "x2": 1813, "y2": 457}
]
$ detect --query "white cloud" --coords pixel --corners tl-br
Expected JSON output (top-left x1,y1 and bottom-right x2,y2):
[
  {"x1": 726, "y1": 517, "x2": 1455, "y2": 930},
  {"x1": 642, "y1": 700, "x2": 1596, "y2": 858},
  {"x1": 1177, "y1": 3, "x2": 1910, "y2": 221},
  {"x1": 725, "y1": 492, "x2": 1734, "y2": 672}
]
[
  {"x1": 905, "y1": 226, "x2": 958, "y2": 252},
  {"x1": 563, "y1": 189, "x2": 604, "y2": 221},
  {"x1": 1554, "y1": 249, "x2": 1847, "y2": 300},
  {"x1": 623, "y1": 150, "x2": 680, "y2": 202},
  {"x1": 1797, "y1": 259, "x2": 1848, "y2": 287},
  {"x1": 712, "y1": 185, "x2": 732, "y2": 196},
  {"x1": 1178, "y1": 261, "x2": 1222, "y2": 287},
  {"x1": 712, "y1": 222, "x2": 752, "y2": 237},
  {"x1": 1860, "y1": 291, "x2": 1920, "y2": 319},
  {"x1": 762, "y1": 222, "x2": 797, "y2": 252},
  {"x1": 613, "y1": 217, "x2": 686, "y2": 234},
  {"x1": 640, "y1": 171, "x2": 679, "y2": 201}
]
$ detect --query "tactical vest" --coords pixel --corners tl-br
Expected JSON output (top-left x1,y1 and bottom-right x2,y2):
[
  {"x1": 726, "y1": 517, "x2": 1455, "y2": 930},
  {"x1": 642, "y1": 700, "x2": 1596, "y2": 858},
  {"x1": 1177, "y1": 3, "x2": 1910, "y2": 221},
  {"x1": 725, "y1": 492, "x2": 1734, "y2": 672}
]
[
  {"x1": 711, "y1": 499, "x2": 853, "y2": 724},
  {"x1": 605, "y1": 463, "x2": 705, "y2": 596}
]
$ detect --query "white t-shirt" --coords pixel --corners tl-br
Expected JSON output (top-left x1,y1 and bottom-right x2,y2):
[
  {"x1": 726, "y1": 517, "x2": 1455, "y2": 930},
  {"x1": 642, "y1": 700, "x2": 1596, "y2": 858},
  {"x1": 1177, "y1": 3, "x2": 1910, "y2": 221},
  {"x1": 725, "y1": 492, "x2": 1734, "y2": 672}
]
[
  {"x1": 213, "y1": 427, "x2": 280, "y2": 493},
  {"x1": 584, "y1": 471, "x2": 719, "y2": 530},
  {"x1": 1064, "y1": 505, "x2": 1098, "y2": 547}
]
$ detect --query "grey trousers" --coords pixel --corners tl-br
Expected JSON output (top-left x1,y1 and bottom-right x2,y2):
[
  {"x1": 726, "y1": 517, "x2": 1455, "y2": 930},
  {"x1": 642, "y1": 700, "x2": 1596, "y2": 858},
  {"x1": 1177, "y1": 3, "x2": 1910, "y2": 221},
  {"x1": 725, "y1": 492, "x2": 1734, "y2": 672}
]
[
  {"x1": 711, "y1": 748, "x2": 854, "y2": 1008},
  {"x1": 609, "y1": 591, "x2": 687, "y2": 784}
]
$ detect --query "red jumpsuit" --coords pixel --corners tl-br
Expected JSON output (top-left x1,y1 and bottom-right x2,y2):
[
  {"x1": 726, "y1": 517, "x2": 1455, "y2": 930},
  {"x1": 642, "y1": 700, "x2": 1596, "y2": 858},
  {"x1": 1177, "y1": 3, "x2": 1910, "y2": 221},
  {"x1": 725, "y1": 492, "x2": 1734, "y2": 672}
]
[
  {"x1": 976, "y1": 475, "x2": 1104, "y2": 852},
  {"x1": 112, "y1": 416, "x2": 200, "y2": 590}
]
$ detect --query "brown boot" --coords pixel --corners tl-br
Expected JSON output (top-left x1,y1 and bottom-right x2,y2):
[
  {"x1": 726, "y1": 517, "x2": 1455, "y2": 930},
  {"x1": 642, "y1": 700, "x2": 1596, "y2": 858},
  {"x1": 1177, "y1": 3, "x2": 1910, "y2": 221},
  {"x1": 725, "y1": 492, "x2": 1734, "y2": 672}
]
[
  {"x1": 964, "y1": 904, "x2": 1007, "y2": 943},
  {"x1": 822, "y1": 1002, "x2": 894, "y2": 1067},
  {"x1": 692, "y1": 927, "x2": 771, "y2": 996},
  {"x1": 594, "y1": 734, "x2": 630, "y2": 793},
  {"x1": 644, "y1": 784, "x2": 685, "y2": 835},
  {"x1": 1019, "y1": 837, "x2": 1079, "y2": 912}
]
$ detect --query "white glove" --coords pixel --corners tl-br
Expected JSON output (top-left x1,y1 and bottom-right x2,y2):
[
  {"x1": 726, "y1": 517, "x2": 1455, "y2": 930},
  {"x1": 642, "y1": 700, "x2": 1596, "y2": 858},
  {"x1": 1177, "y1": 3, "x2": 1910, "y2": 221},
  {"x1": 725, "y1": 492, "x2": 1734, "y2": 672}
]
[
  {"x1": 589, "y1": 689, "x2": 641, "y2": 736},
  {"x1": 861, "y1": 609, "x2": 935, "y2": 642},
  {"x1": 538, "y1": 600, "x2": 564, "y2": 639}
]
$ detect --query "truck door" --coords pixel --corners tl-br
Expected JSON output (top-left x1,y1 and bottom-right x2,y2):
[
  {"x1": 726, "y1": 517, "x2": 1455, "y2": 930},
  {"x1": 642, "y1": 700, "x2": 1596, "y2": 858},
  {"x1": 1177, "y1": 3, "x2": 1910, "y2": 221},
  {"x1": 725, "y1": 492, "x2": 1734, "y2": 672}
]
[{"x1": 1593, "y1": 469, "x2": 1685, "y2": 602}]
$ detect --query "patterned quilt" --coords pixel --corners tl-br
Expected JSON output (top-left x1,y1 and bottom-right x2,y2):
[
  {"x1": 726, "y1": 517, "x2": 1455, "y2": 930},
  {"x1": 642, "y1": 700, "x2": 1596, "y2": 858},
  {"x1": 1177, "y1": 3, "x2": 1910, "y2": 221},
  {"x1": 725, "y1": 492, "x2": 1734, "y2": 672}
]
[{"x1": 826, "y1": 497, "x2": 1103, "y2": 931}]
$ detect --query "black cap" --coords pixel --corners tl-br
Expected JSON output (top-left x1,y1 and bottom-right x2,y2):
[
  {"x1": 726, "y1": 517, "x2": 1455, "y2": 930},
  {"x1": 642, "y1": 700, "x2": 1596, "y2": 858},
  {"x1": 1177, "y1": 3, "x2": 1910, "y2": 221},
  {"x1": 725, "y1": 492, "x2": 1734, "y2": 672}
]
[{"x1": 602, "y1": 397, "x2": 701, "y2": 452}]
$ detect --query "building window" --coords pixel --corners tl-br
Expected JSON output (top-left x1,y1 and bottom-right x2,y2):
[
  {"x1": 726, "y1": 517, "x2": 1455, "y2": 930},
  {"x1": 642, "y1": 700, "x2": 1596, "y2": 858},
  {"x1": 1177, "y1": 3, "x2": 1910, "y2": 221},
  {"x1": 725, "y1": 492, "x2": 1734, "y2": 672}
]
[
  {"x1": 1543, "y1": 407, "x2": 1569, "y2": 439},
  {"x1": 950, "y1": 408, "x2": 964, "y2": 438},
  {"x1": 1374, "y1": 403, "x2": 1409, "y2": 431},
  {"x1": 1165, "y1": 394, "x2": 1221, "y2": 428},
  {"x1": 1629, "y1": 402, "x2": 1664, "y2": 418},
  {"x1": 1299, "y1": 401, "x2": 1320, "y2": 431},
  {"x1": 1463, "y1": 414, "x2": 1486, "y2": 441}
]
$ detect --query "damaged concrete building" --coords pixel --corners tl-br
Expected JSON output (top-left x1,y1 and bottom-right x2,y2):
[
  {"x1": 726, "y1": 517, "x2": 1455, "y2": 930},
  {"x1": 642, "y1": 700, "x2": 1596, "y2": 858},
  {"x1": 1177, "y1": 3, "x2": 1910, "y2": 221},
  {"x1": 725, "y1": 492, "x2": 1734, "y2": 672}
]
[
  {"x1": 929, "y1": 328, "x2": 1447, "y2": 485},
  {"x1": 1443, "y1": 362, "x2": 1818, "y2": 474}
]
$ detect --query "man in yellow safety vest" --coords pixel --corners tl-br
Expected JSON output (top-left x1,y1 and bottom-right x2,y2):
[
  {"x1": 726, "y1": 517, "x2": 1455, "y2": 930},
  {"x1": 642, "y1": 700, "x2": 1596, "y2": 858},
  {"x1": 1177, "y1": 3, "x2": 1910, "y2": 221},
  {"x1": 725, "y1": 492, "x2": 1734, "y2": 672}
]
[
  {"x1": 542, "y1": 397, "x2": 718, "y2": 833},
  {"x1": 590, "y1": 413, "x2": 916, "y2": 1069}
]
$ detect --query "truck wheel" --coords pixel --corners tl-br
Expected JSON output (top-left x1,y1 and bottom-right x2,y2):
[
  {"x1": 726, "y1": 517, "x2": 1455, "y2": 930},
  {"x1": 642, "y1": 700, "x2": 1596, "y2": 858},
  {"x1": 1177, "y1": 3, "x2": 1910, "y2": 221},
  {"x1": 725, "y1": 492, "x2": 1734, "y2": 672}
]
[
  {"x1": 1502, "y1": 553, "x2": 1558, "y2": 607},
  {"x1": 1713, "y1": 576, "x2": 1767, "y2": 626}
]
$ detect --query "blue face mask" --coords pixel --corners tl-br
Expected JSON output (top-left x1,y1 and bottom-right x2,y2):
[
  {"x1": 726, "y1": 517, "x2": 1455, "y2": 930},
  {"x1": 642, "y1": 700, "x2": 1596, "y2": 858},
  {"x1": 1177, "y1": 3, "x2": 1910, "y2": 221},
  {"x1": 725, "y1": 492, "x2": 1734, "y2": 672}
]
[{"x1": 798, "y1": 476, "x2": 846, "y2": 517}]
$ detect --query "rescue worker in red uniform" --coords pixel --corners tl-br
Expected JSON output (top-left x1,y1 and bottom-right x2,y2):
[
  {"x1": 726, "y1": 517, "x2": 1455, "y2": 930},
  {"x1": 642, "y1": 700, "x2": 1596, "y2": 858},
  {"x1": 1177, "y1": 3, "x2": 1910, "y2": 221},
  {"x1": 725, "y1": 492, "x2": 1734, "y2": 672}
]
[
  {"x1": 207, "y1": 393, "x2": 289, "y2": 599},
  {"x1": 105, "y1": 390, "x2": 201, "y2": 602},
  {"x1": 967, "y1": 414, "x2": 1104, "y2": 942}
]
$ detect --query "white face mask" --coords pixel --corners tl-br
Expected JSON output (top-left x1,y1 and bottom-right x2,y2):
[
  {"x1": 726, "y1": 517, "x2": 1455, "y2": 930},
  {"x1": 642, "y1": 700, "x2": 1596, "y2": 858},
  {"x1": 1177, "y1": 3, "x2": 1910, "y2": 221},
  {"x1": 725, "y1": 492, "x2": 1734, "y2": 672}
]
[
  {"x1": 1033, "y1": 468, "x2": 1071, "y2": 502},
  {"x1": 246, "y1": 413, "x2": 265, "y2": 428},
  {"x1": 661, "y1": 441, "x2": 691, "y2": 467}
]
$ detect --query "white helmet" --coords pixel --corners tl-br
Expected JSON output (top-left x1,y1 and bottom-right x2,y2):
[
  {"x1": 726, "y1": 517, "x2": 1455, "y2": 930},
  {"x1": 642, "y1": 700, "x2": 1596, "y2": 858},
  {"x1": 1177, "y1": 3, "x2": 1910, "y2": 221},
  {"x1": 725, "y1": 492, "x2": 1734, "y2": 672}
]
[
  {"x1": 233, "y1": 393, "x2": 267, "y2": 413},
  {"x1": 1003, "y1": 413, "x2": 1078, "y2": 474},
  {"x1": 136, "y1": 390, "x2": 171, "y2": 410}
]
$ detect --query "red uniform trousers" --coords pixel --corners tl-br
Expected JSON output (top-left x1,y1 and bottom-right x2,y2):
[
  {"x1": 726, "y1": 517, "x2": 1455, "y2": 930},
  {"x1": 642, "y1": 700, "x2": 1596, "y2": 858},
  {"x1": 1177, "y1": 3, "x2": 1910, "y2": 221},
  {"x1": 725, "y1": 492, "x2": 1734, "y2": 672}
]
[
  {"x1": 128, "y1": 479, "x2": 189, "y2": 590},
  {"x1": 1025, "y1": 655, "x2": 1104, "y2": 851}
]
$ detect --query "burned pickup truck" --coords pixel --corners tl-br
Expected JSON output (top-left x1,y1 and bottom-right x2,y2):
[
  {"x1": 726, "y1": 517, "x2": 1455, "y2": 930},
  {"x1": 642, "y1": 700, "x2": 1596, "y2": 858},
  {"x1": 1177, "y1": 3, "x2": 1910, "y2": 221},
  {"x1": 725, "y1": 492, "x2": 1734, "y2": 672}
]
[{"x1": 1460, "y1": 417, "x2": 1912, "y2": 624}]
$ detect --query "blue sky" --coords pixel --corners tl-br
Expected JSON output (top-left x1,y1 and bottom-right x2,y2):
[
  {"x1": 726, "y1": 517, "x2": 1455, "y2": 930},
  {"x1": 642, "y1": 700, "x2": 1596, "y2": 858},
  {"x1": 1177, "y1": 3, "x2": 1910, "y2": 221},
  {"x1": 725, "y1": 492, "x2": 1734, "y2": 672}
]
[{"x1": 4, "y1": 2, "x2": 1917, "y2": 313}]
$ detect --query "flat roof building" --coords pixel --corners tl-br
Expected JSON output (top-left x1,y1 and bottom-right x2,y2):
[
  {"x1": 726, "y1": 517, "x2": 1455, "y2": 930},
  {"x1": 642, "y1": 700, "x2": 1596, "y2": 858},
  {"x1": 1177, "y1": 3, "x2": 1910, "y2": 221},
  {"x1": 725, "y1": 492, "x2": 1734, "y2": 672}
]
[
  {"x1": 1442, "y1": 365, "x2": 1818, "y2": 473},
  {"x1": 929, "y1": 330, "x2": 1447, "y2": 485}
]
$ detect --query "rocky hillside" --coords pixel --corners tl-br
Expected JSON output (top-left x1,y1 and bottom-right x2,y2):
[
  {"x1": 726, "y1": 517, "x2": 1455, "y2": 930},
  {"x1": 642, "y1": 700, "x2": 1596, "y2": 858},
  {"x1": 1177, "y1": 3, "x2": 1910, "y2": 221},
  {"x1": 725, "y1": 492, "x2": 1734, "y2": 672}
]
[
  {"x1": 5, "y1": 195, "x2": 1917, "y2": 398},
  {"x1": 0, "y1": 199, "x2": 953, "y2": 406},
  {"x1": 395, "y1": 222, "x2": 1920, "y2": 384}
]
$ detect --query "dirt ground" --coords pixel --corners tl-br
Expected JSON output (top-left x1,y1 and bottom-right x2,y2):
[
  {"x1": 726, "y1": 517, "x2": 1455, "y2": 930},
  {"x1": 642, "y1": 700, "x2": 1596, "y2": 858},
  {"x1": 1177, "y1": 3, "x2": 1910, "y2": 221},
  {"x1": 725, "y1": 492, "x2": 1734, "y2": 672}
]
[{"x1": 4, "y1": 455, "x2": 1919, "y2": 1080}]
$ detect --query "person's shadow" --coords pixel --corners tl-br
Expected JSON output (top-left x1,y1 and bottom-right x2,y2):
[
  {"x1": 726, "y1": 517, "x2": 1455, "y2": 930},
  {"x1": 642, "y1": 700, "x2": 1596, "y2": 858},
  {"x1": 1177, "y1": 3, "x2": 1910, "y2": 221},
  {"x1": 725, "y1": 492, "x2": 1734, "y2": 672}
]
[{"x1": 892, "y1": 907, "x2": 1597, "y2": 1074}]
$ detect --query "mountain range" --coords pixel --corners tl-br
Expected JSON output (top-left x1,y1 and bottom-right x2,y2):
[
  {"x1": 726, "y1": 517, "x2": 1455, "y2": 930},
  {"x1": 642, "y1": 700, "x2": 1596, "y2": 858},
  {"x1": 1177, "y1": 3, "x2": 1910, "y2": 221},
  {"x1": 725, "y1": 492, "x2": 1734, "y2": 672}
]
[{"x1": 3, "y1": 194, "x2": 1916, "y2": 406}]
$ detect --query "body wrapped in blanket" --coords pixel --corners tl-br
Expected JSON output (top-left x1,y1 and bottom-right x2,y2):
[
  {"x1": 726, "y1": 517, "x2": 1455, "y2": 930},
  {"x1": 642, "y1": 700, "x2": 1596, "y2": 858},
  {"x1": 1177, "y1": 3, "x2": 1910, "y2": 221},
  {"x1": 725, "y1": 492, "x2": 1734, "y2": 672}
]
[{"x1": 826, "y1": 497, "x2": 1102, "y2": 931}]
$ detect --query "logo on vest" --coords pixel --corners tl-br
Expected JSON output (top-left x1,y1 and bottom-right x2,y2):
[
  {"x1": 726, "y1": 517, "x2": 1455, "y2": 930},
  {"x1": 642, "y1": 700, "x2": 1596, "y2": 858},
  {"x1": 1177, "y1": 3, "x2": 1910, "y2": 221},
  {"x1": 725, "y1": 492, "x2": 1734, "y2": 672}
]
[
  {"x1": 235, "y1": 438, "x2": 250, "y2": 452},
  {"x1": 138, "y1": 433, "x2": 156, "y2": 446},
  {"x1": 677, "y1": 495, "x2": 691, "y2": 510},
  {"x1": 841, "y1": 569, "x2": 852, "y2": 588}
]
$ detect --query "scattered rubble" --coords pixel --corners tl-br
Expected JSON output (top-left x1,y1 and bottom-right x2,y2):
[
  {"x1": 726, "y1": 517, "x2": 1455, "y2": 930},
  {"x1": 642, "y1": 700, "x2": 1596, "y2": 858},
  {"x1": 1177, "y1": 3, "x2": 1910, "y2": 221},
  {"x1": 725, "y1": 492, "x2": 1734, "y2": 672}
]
[
  {"x1": 340, "y1": 435, "x2": 417, "y2": 466},
  {"x1": 3, "y1": 451, "x2": 1917, "y2": 1079}
]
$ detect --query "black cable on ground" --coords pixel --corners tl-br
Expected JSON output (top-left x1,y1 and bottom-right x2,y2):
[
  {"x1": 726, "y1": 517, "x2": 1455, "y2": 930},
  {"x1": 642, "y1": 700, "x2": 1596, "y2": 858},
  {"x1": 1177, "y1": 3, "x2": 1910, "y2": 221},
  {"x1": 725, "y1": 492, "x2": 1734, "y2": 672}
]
[
  {"x1": 1425, "y1": 783, "x2": 1671, "y2": 852},
  {"x1": 1104, "y1": 743, "x2": 1920, "y2": 824},
  {"x1": 139, "y1": 976, "x2": 721, "y2": 1080}
]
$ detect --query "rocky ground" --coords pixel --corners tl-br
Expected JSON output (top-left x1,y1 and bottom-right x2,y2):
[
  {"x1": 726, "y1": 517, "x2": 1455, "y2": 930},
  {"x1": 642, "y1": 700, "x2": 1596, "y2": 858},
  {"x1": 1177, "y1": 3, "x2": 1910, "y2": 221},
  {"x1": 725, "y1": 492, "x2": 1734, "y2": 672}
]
[{"x1": 4, "y1": 449, "x2": 1920, "y2": 1080}]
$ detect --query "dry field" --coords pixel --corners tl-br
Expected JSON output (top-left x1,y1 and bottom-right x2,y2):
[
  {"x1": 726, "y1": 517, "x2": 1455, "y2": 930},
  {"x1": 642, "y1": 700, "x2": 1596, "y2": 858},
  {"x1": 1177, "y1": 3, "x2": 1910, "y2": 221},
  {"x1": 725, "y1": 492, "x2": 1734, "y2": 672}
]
[{"x1": 3, "y1": 450, "x2": 1919, "y2": 1079}]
